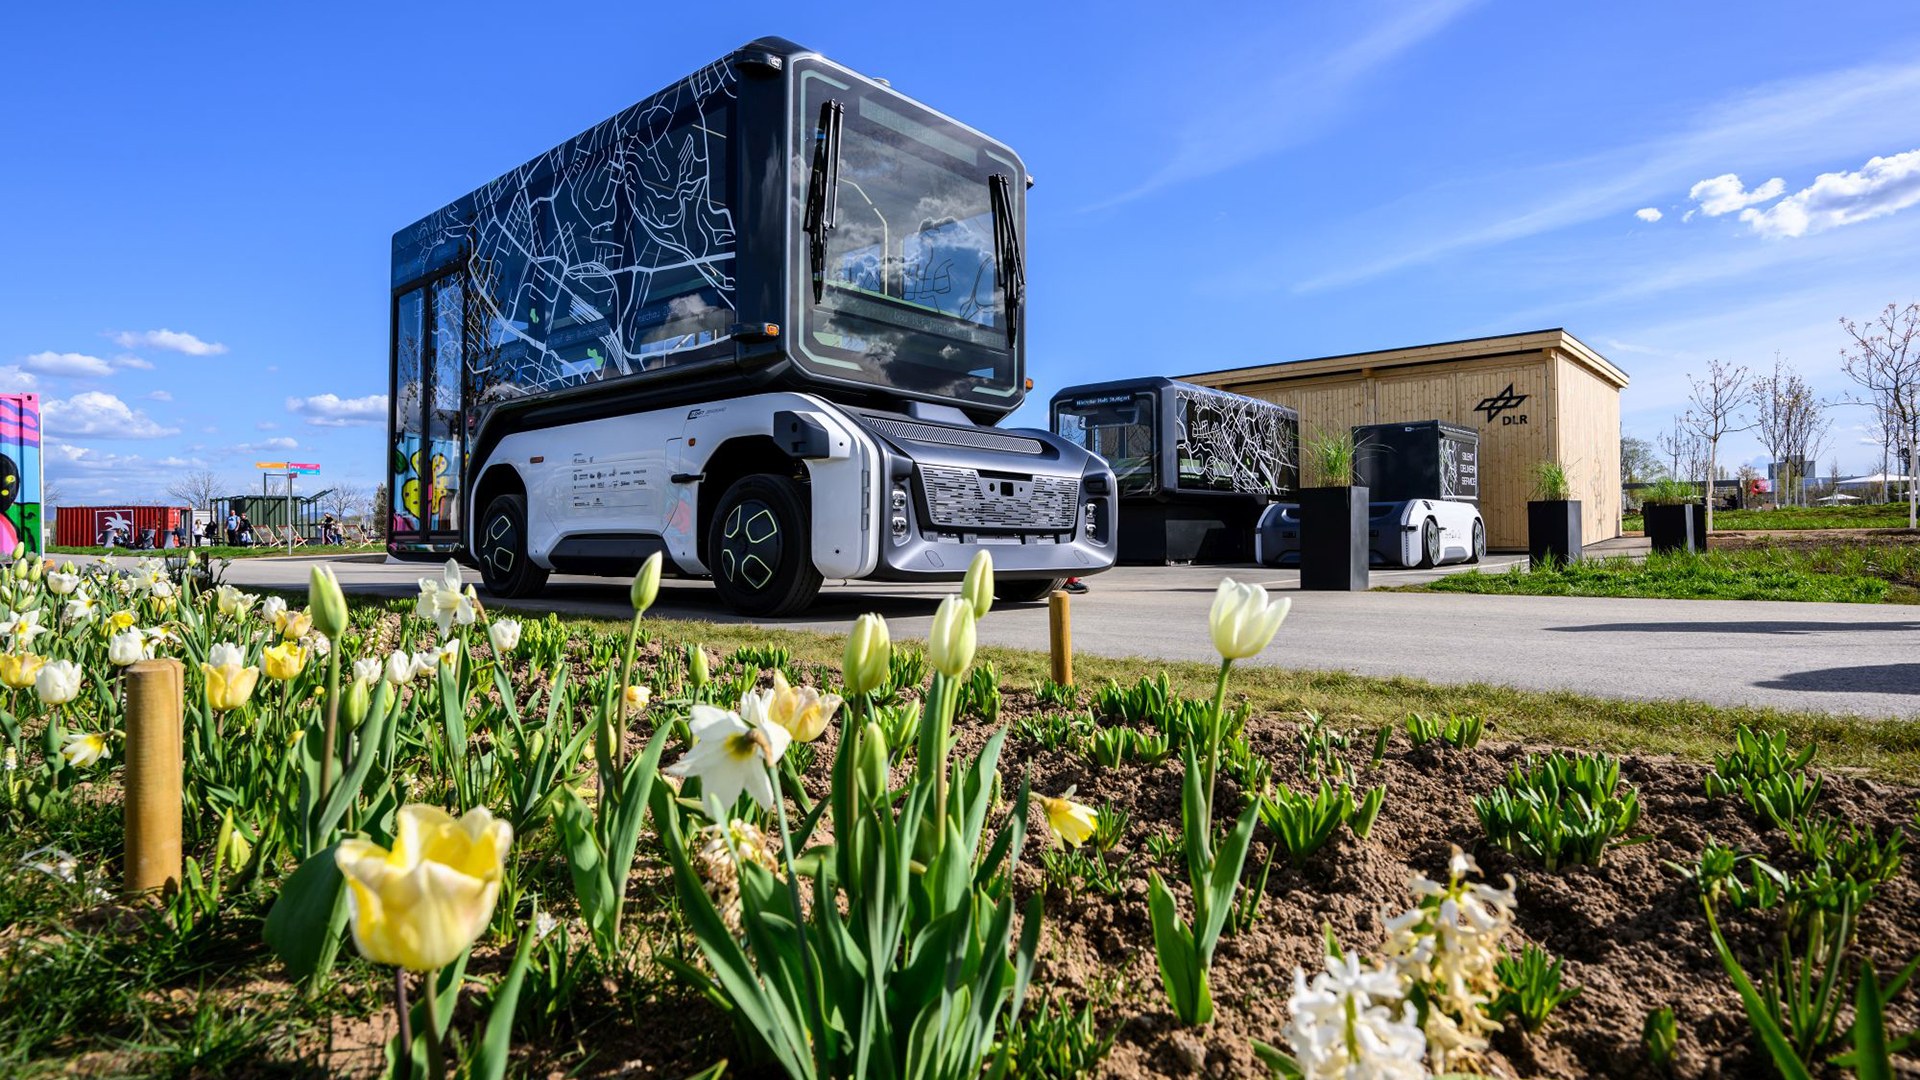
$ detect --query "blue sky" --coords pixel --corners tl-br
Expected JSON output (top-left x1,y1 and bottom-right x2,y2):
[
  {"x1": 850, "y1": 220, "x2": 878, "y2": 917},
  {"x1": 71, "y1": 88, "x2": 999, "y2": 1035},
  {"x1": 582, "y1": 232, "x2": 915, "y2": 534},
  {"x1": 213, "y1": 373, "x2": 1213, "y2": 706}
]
[{"x1": 4, "y1": 1, "x2": 1918, "y2": 506}]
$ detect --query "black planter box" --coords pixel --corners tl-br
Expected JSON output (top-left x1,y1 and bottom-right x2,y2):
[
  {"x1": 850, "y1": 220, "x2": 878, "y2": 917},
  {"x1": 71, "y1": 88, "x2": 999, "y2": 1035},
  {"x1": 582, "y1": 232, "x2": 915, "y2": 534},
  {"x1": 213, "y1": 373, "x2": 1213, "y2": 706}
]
[
  {"x1": 1527, "y1": 500, "x2": 1584, "y2": 567},
  {"x1": 1643, "y1": 503, "x2": 1699, "y2": 553},
  {"x1": 1299, "y1": 485, "x2": 1370, "y2": 591}
]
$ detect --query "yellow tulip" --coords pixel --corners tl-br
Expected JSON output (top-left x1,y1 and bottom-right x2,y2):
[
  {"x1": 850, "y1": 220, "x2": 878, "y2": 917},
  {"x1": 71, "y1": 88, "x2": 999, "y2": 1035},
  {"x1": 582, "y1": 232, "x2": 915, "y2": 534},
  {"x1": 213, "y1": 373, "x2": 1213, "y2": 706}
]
[
  {"x1": 0, "y1": 652, "x2": 46, "y2": 690},
  {"x1": 927, "y1": 595, "x2": 976, "y2": 678},
  {"x1": 335, "y1": 804, "x2": 514, "y2": 971},
  {"x1": 1039, "y1": 792, "x2": 1100, "y2": 848},
  {"x1": 766, "y1": 671, "x2": 843, "y2": 743},
  {"x1": 262, "y1": 641, "x2": 308, "y2": 681},
  {"x1": 276, "y1": 609, "x2": 313, "y2": 641},
  {"x1": 203, "y1": 661, "x2": 262, "y2": 711}
]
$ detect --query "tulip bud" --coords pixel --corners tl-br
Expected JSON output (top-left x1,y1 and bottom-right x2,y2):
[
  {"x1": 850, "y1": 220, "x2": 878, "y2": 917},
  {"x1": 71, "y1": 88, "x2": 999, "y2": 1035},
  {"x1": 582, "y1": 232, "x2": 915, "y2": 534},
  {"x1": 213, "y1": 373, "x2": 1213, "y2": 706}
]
[
  {"x1": 631, "y1": 551, "x2": 663, "y2": 615},
  {"x1": 961, "y1": 550, "x2": 994, "y2": 620},
  {"x1": 345, "y1": 677, "x2": 372, "y2": 730},
  {"x1": 842, "y1": 613, "x2": 891, "y2": 696},
  {"x1": 1208, "y1": 579, "x2": 1290, "y2": 661},
  {"x1": 216, "y1": 810, "x2": 253, "y2": 873},
  {"x1": 856, "y1": 721, "x2": 889, "y2": 805},
  {"x1": 687, "y1": 644, "x2": 709, "y2": 686},
  {"x1": 309, "y1": 565, "x2": 349, "y2": 639},
  {"x1": 927, "y1": 595, "x2": 976, "y2": 678}
]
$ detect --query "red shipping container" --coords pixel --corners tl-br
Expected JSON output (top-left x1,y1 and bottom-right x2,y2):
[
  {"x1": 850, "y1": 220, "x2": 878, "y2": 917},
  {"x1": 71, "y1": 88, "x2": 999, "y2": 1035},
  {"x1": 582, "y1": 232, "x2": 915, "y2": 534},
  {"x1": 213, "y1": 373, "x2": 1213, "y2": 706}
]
[{"x1": 55, "y1": 505, "x2": 188, "y2": 549}]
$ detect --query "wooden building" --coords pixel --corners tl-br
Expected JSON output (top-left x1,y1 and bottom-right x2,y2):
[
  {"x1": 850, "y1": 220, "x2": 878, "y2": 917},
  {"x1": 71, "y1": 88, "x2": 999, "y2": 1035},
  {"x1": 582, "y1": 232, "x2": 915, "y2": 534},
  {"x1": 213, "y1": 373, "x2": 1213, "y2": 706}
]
[{"x1": 1182, "y1": 329, "x2": 1629, "y2": 551}]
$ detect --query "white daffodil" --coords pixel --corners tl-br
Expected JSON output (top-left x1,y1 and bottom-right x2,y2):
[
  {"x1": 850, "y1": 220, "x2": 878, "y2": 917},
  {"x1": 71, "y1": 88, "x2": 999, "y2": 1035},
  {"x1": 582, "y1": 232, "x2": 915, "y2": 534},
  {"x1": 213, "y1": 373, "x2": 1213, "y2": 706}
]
[
  {"x1": 108, "y1": 629, "x2": 146, "y2": 667},
  {"x1": 664, "y1": 690, "x2": 791, "y2": 810},
  {"x1": 35, "y1": 660, "x2": 83, "y2": 707},
  {"x1": 61, "y1": 730, "x2": 110, "y2": 769},
  {"x1": 488, "y1": 618, "x2": 521, "y2": 655},
  {"x1": 1209, "y1": 578, "x2": 1290, "y2": 661},
  {"x1": 63, "y1": 591, "x2": 99, "y2": 622},
  {"x1": 0, "y1": 609, "x2": 47, "y2": 650},
  {"x1": 415, "y1": 559, "x2": 476, "y2": 636}
]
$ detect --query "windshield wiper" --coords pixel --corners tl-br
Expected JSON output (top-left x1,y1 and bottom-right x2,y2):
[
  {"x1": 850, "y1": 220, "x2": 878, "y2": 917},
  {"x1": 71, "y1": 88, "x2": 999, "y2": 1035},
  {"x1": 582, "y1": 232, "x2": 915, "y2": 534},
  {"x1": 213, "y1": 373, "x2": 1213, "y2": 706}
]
[
  {"x1": 803, "y1": 100, "x2": 844, "y2": 304},
  {"x1": 989, "y1": 173, "x2": 1025, "y2": 347}
]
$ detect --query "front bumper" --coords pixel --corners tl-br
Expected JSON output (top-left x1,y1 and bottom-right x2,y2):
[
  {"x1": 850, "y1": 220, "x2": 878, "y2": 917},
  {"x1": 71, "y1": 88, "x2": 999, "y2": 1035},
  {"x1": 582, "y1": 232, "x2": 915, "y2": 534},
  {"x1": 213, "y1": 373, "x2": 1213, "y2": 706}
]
[{"x1": 843, "y1": 409, "x2": 1117, "y2": 582}]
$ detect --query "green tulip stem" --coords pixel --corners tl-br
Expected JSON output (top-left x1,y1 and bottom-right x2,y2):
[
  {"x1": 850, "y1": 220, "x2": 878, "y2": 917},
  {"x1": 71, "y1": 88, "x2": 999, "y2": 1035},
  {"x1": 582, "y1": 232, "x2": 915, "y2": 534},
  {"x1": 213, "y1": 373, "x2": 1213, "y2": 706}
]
[
  {"x1": 770, "y1": 768, "x2": 827, "y2": 1079},
  {"x1": 927, "y1": 673, "x2": 956, "y2": 854},
  {"x1": 318, "y1": 648, "x2": 342, "y2": 813},
  {"x1": 393, "y1": 968, "x2": 414, "y2": 1079},
  {"x1": 615, "y1": 611, "x2": 642, "y2": 768},
  {"x1": 422, "y1": 966, "x2": 446, "y2": 1080},
  {"x1": 1201, "y1": 659, "x2": 1233, "y2": 840}
]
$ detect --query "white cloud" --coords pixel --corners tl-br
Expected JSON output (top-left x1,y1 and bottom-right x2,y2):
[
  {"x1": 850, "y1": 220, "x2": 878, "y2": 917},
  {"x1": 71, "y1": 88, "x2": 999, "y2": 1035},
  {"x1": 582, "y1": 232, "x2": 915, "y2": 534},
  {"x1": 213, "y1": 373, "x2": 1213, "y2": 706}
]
[
  {"x1": 286, "y1": 392, "x2": 387, "y2": 427},
  {"x1": 255, "y1": 421, "x2": 278, "y2": 431},
  {"x1": 43, "y1": 391, "x2": 179, "y2": 439},
  {"x1": 112, "y1": 354, "x2": 155, "y2": 370},
  {"x1": 146, "y1": 389, "x2": 172, "y2": 402},
  {"x1": 1634, "y1": 207, "x2": 1663, "y2": 222},
  {"x1": 0, "y1": 366, "x2": 38, "y2": 392},
  {"x1": 23, "y1": 351, "x2": 112, "y2": 377},
  {"x1": 109, "y1": 329, "x2": 227, "y2": 355},
  {"x1": 1688, "y1": 173, "x2": 1786, "y2": 216},
  {"x1": 1739, "y1": 148, "x2": 1920, "y2": 239},
  {"x1": 238, "y1": 436, "x2": 299, "y2": 452}
]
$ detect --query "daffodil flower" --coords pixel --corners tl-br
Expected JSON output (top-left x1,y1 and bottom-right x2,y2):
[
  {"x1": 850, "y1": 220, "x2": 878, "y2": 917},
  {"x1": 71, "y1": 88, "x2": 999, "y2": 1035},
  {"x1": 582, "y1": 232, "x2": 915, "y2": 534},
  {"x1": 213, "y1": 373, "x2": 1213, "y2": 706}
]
[
  {"x1": 664, "y1": 691, "x2": 792, "y2": 810},
  {"x1": 61, "y1": 730, "x2": 110, "y2": 769},
  {"x1": 415, "y1": 559, "x2": 476, "y2": 636},
  {"x1": 1039, "y1": 789, "x2": 1100, "y2": 848}
]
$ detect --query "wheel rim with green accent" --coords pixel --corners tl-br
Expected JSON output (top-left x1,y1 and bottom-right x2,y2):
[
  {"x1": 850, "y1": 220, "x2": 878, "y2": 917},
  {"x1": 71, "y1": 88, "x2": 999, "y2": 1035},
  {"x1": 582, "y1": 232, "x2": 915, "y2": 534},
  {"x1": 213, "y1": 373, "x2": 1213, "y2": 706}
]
[{"x1": 719, "y1": 498, "x2": 782, "y2": 591}]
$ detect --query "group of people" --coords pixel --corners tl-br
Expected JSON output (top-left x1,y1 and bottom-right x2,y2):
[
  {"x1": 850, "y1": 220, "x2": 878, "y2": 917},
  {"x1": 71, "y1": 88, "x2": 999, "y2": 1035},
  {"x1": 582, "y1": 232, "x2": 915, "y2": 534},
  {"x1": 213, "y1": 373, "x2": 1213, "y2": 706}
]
[{"x1": 217, "y1": 510, "x2": 344, "y2": 546}]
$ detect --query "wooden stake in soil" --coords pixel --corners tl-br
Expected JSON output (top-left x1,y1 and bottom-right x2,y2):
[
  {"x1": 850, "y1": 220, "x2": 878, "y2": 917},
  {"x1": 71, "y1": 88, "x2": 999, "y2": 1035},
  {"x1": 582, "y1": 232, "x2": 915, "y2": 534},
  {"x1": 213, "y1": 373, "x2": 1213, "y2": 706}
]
[
  {"x1": 124, "y1": 658, "x2": 184, "y2": 895},
  {"x1": 1048, "y1": 589, "x2": 1073, "y2": 687}
]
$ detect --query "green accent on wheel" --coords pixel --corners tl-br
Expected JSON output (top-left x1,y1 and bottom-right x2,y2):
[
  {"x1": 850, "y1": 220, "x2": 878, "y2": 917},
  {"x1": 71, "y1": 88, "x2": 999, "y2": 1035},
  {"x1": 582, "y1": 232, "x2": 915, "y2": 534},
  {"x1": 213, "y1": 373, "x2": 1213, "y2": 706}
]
[{"x1": 742, "y1": 554, "x2": 773, "y2": 589}]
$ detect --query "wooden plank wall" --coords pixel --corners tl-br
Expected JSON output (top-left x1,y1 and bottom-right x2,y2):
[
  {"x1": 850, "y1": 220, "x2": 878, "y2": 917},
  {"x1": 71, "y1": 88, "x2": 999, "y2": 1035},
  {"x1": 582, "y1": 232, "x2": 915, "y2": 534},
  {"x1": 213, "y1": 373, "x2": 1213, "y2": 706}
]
[
  {"x1": 1553, "y1": 353, "x2": 1624, "y2": 544},
  {"x1": 1217, "y1": 352, "x2": 1631, "y2": 551}
]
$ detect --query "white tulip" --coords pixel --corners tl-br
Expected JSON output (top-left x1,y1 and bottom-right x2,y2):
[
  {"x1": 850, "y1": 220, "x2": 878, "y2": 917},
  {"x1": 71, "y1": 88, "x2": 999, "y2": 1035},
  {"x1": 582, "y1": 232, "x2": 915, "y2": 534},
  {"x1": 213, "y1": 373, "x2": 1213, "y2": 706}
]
[
  {"x1": 208, "y1": 641, "x2": 245, "y2": 669},
  {"x1": 35, "y1": 659, "x2": 83, "y2": 707},
  {"x1": 1208, "y1": 579, "x2": 1290, "y2": 661},
  {"x1": 46, "y1": 571, "x2": 79, "y2": 596},
  {"x1": 353, "y1": 657, "x2": 382, "y2": 687},
  {"x1": 108, "y1": 629, "x2": 146, "y2": 667},
  {"x1": 261, "y1": 596, "x2": 288, "y2": 625},
  {"x1": 384, "y1": 651, "x2": 414, "y2": 685},
  {"x1": 488, "y1": 618, "x2": 522, "y2": 655}
]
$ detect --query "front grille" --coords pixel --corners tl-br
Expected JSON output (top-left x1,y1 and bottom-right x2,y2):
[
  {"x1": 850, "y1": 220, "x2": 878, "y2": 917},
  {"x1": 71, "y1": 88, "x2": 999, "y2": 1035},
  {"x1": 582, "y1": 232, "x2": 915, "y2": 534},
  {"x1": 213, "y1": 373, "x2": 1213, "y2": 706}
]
[
  {"x1": 919, "y1": 464, "x2": 1080, "y2": 531},
  {"x1": 862, "y1": 416, "x2": 1045, "y2": 456}
]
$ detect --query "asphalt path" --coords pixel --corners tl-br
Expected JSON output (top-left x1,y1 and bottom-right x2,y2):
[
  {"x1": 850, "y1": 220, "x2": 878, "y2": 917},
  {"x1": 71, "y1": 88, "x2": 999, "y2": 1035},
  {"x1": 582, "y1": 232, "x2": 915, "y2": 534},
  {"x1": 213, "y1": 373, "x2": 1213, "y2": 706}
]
[{"x1": 170, "y1": 551, "x2": 1920, "y2": 720}]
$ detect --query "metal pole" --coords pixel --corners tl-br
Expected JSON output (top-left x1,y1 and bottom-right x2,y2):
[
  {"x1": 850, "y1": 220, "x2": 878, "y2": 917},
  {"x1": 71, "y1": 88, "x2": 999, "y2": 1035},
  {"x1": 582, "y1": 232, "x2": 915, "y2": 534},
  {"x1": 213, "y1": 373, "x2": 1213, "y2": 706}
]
[
  {"x1": 286, "y1": 473, "x2": 295, "y2": 554},
  {"x1": 124, "y1": 658, "x2": 184, "y2": 894}
]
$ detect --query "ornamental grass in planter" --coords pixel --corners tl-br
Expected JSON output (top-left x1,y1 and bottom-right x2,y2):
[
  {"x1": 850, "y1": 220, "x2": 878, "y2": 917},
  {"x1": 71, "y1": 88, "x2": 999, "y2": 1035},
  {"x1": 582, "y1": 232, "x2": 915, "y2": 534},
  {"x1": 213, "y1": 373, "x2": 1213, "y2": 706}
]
[
  {"x1": 1299, "y1": 429, "x2": 1369, "y2": 592},
  {"x1": 1640, "y1": 477, "x2": 1702, "y2": 553},
  {"x1": 1527, "y1": 460, "x2": 1584, "y2": 567}
]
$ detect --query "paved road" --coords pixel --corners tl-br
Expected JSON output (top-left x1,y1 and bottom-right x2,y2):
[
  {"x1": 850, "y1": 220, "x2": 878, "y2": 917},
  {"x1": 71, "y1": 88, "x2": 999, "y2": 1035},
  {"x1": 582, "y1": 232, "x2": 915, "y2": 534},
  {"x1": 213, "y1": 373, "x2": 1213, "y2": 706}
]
[{"x1": 171, "y1": 550, "x2": 1920, "y2": 719}]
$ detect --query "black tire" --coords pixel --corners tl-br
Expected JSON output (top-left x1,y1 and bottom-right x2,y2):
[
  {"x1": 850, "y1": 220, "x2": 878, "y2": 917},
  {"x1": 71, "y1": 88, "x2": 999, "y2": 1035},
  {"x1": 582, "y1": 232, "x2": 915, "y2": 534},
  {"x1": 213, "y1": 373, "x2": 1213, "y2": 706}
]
[
  {"x1": 1417, "y1": 517, "x2": 1441, "y2": 569},
  {"x1": 708, "y1": 474, "x2": 823, "y2": 617},
  {"x1": 1469, "y1": 519, "x2": 1486, "y2": 563},
  {"x1": 477, "y1": 493, "x2": 548, "y2": 599},
  {"x1": 994, "y1": 577, "x2": 1065, "y2": 604}
]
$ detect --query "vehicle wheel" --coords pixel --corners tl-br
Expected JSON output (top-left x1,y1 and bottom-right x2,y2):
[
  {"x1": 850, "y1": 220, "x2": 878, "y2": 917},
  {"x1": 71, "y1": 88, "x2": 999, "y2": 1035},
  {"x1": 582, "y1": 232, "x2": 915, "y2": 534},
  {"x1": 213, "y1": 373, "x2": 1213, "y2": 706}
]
[
  {"x1": 1469, "y1": 519, "x2": 1486, "y2": 563},
  {"x1": 708, "y1": 474, "x2": 823, "y2": 617},
  {"x1": 477, "y1": 493, "x2": 549, "y2": 599},
  {"x1": 994, "y1": 577, "x2": 1064, "y2": 604},
  {"x1": 1417, "y1": 517, "x2": 1441, "y2": 568}
]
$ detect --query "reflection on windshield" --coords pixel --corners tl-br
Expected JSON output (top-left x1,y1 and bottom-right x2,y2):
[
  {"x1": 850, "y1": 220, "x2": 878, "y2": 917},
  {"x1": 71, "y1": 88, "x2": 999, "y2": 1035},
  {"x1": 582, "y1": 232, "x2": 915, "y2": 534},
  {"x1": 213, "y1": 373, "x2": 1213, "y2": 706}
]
[
  {"x1": 1056, "y1": 396, "x2": 1157, "y2": 496},
  {"x1": 796, "y1": 72, "x2": 1019, "y2": 404}
]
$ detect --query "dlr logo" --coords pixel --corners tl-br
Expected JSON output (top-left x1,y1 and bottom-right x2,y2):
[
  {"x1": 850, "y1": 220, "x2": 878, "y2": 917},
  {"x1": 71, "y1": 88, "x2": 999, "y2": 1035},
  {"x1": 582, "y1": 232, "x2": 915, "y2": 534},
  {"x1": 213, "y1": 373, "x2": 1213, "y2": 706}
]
[{"x1": 1501, "y1": 415, "x2": 1529, "y2": 425}]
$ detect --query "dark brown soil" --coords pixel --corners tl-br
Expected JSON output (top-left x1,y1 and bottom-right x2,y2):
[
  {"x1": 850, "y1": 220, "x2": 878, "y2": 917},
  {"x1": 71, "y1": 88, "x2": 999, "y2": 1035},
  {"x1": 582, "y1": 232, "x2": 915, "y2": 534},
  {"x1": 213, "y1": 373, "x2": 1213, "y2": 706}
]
[{"x1": 963, "y1": 687, "x2": 1920, "y2": 1079}]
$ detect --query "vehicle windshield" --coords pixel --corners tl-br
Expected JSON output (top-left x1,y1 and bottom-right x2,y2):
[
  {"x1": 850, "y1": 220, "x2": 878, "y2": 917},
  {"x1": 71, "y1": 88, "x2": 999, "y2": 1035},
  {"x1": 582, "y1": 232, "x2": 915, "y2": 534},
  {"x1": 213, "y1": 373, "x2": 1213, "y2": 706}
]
[
  {"x1": 1054, "y1": 393, "x2": 1157, "y2": 496},
  {"x1": 793, "y1": 65, "x2": 1021, "y2": 407}
]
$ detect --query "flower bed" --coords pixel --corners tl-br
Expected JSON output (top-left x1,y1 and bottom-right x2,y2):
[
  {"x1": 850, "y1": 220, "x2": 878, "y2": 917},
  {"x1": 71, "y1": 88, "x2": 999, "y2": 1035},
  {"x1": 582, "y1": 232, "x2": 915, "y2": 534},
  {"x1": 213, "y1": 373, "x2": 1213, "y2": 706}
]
[{"x1": 0, "y1": 552, "x2": 1915, "y2": 1078}]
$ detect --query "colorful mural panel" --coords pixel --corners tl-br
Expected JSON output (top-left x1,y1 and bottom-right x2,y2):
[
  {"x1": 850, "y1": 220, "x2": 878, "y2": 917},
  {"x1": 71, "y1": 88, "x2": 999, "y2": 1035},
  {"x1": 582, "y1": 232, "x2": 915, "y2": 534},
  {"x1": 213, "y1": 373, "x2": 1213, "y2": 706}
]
[{"x1": 0, "y1": 394, "x2": 44, "y2": 554}]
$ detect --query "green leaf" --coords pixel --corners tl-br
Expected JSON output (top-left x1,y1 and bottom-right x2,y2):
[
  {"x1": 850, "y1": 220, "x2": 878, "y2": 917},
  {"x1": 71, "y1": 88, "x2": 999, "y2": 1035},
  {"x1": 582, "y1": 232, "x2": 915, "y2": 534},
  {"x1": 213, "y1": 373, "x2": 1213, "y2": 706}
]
[
  {"x1": 1847, "y1": 961, "x2": 1892, "y2": 1080},
  {"x1": 1148, "y1": 870, "x2": 1210, "y2": 1025},
  {"x1": 1198, "y1": 798, "x2": 1262, "y2": 955},
  {"x1": 263, "y1": 844, "x2": 349, "y2": 981},
  {"x1": 472, "y1": 922, "x2": 538, "y2": 1080},
  {"x1": 1705, "y1": 905, "x2": 1812, "y2": 1080}
]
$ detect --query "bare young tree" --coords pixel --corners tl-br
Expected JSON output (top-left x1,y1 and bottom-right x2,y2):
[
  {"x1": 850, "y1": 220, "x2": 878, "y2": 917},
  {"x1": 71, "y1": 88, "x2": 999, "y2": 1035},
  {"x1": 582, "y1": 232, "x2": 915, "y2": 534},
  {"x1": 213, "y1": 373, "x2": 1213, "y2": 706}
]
[
  {"x1": 319, "y1": 483, "x2": 364, "y2": 524},
  {"x1": 1620, "y1": 431, "x2": 1662, "y2": 484},
  {"x1": 1840, "y1": 302, "x2": 1920, "y2": 526},
  {"x1": 1682, "y1": 358, "x2": 1754, "y2": 532},
  {"x1": 1751, "y1": 355, "x2": 1825, "y2": 507},
  {"x1": 165, "y1": 469, "x2": 228, "y2": 514}
]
